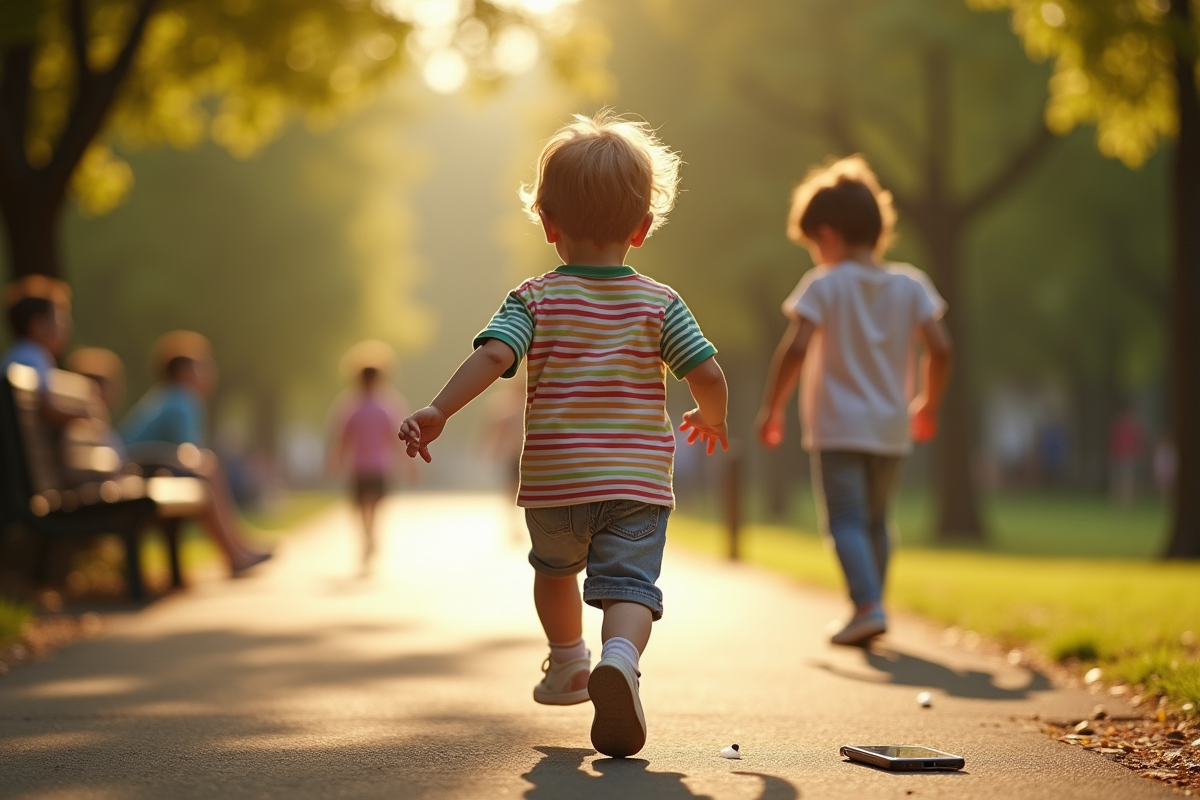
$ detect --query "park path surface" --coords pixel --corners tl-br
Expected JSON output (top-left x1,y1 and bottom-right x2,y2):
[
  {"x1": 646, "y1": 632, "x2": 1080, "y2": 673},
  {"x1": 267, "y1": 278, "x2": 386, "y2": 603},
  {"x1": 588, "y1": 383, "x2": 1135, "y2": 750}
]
[{"x1": 0, "y1": 493, "x2": 1175, "y2": 800}]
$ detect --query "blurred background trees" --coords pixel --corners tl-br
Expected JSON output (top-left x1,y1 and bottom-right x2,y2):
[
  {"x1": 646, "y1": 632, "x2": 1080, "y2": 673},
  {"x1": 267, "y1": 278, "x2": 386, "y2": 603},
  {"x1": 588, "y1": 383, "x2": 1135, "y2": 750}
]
[
  {"x1": 967, "y1": 0, "x2": 1199, "y2": 559},
  {"x1": 0, "y1": 0, "x2": 1185, "y2": 554}
]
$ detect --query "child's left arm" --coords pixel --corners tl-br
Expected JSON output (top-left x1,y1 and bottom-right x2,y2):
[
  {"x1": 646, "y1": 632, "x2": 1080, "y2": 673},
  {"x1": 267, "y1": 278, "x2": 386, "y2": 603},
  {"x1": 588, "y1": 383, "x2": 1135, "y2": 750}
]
[{"x1": 398, "y1": 339, "x2": 516, "y2": 463}]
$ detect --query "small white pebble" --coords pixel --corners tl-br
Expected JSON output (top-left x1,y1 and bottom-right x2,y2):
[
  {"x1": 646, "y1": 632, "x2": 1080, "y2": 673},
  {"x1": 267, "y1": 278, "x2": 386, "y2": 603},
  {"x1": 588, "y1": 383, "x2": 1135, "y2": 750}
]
[
  {"x1": 1084, "y1": 667, "x2": 1103, "y2": 685},
  {"x1": 720, "y1": 744, "x2": 741, "y2": 759},
  {"x1": 917, "y1": 691, "x2": 933, "y2": 707}
]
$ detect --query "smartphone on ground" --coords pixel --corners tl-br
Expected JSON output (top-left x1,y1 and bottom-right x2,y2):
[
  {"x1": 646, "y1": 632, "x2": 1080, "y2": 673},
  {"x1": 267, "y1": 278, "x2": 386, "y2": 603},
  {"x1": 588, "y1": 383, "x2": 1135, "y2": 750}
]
[{"x1": 840, "y1": 745, "x2": 965, "y2": 771}]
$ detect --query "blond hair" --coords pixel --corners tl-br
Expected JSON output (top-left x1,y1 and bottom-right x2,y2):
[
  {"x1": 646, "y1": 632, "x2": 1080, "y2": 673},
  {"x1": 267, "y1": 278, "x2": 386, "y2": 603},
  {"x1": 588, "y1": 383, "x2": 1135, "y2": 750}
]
[
  {"x1": 520, "y1": 110, "x2": 681, "y2": 245},
  {"x1": 787, "y1": 155, "x2": 896, "y2": 254}
]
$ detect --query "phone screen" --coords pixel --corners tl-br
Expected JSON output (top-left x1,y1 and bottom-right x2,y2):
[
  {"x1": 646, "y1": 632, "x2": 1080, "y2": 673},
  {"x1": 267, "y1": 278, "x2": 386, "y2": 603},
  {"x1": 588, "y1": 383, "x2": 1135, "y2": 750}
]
[{"x1": 857, "y1": 746, "x2": 951, "y2": 759}]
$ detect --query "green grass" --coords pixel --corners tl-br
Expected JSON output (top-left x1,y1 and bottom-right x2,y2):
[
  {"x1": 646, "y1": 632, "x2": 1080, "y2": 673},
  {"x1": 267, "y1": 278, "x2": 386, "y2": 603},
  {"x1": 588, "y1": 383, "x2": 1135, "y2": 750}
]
[
  {"x1": 669, "y1": 511, "x2": 1200, "y2": 712},
  {"x1": 684, "y1": 489, "x2": 1170, "y2": 557},
  {"x1": 0, "y1": 596, "x2": 33, "y2": 646}
]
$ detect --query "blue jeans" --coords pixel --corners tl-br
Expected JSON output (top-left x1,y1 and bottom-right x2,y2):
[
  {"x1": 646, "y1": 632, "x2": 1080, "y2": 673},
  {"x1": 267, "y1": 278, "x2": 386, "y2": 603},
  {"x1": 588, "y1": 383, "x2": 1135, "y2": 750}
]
[
  {"x1": 811, "y1": 451, "x2": 904, "y2": 608},
  {"x1": 525, "y1": 501, "x2": 670, "y2": 620}
]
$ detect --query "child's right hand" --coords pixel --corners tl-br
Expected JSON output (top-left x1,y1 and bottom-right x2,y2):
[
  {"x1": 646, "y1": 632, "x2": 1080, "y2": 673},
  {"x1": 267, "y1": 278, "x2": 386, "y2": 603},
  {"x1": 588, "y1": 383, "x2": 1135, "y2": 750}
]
[
  {"x1": 398, "y1": 406, "x2": 447, "y2": 463},
  {"x1": 754, "y1": 407, "x2": 785, "y2": 449}
]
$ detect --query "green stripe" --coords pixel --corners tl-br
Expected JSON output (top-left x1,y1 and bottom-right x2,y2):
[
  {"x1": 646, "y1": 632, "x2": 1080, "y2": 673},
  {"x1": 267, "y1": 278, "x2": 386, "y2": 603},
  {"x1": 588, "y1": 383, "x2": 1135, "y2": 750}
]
[
  {"x1": 670, "y1": 344, "x2": 718, "y2": 380},
  {"x1": 554, "y1": 265, "x2": 637, "y2": 278}
]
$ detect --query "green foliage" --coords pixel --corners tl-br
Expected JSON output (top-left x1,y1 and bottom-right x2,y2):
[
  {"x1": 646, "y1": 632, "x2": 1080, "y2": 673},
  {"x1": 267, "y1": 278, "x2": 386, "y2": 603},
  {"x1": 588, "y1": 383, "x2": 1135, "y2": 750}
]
[
  {"x1": 6, "y1": 0, "x2": 604, "y2": 216},
  {"x1": 580, "y1": 0, "x2": 1165, "y2": 401},
  {"x1": 61, "y1": 98, "x2": 430, "y2": 422},
  {"x1": 968, "y1": 0, "x2": 1183, "y2": 167},
  {"x1": 0, "y1": 595, "x2": 32, "y2": 646}
]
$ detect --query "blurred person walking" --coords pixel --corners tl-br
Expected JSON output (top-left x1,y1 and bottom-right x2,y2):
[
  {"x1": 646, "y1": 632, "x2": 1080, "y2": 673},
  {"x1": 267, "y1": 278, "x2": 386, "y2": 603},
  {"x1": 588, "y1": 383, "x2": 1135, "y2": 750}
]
[
  {"x1": 1108, "y1": 410, "x2": 1144, "y2": 508},
  {"x1": 327, "y1": 341, "x2": 411, "y2": 574},
  {"x1": 120, "y1": 332, "x2": 271, "y2": 575},
  {"x1": 755, "y1": 156, "x2": 953, "y2": 647},
  {"x1": 398, "y1": 112, "x2": 728, "y2": 759}
]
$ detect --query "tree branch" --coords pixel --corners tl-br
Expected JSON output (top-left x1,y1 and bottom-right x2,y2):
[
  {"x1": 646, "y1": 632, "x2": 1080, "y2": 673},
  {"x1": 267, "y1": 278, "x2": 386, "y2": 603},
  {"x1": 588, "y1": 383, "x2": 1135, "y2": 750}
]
[
  {"x1": 737, "y1": 72, "x2": 918, "y2": 214},
  {"x1": 68, "y1": 0, "x2": 94, "y2": 80},
  {"x1": 960, "y1": 120, "x2": 1057, "y2": 220},
  {"x1": 0, "y1": 43, "x2": 35, "y2": 207},
  {"x1": 43, "y1": 0, "x2": 157, "y2": 205}
]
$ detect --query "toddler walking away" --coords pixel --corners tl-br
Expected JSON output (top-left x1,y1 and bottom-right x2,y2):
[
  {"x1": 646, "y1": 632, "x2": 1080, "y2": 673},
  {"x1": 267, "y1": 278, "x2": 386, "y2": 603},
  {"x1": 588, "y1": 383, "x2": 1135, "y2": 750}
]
[
  {"x1": 754, "y1": 156, "x2": 953, "y2": 647},
  {"x1": 398, "y1": 111, "x2": 729, "y2": 758},
  {"x1": 328, "y1": 341, "x2": 411, "y2": 573}
]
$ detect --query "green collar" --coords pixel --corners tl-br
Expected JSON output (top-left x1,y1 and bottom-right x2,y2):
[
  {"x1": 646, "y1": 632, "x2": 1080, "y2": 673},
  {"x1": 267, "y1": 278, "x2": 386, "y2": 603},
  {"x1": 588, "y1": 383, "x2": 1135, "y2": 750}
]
[{"x1": 554, "y1": 264, "x2": 637, "y2": 278}]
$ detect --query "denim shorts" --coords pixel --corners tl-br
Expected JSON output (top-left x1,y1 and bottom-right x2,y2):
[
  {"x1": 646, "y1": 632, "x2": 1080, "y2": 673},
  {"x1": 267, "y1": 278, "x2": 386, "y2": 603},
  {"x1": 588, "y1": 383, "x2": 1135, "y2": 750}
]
[{"x1": 525, "y1": 500, "x2": 670, "y2": 620}]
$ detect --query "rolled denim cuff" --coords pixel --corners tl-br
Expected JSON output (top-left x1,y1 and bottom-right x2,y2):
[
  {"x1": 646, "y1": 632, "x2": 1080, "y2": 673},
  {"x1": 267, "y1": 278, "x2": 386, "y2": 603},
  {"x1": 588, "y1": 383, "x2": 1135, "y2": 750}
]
[{"x1": 583, "y1": 577, "x2": 664, "y2": 621}]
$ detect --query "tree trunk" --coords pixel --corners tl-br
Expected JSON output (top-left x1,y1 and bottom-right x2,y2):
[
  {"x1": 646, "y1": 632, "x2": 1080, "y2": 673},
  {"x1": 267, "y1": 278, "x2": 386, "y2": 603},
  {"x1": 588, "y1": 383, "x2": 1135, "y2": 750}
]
[
  {"x1": 924, "y1": 221, "x2": 984, "y2": 540},
  {"x1": 1164, "y1": 0, "x2": 1200, "y2": 558},
  {"x1": 1, "y1": 196, "x2": 62, "y2": 279},
  {"x1": 919, "y1": 45, "x2": 985, "y2": 541}
]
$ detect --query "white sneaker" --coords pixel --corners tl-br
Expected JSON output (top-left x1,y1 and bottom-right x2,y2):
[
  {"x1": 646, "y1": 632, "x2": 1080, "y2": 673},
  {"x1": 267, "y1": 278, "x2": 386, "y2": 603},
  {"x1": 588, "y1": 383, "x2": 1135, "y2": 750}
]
[
  {"x1": 588, "y1": 657, "x2": 647, "y2": 758},
  {"x1": 830, "y1": 609, "x2": 888, "y2": 646},
  {"x1": 533, "y1": 653, "x2": 591, "y2": 705}
]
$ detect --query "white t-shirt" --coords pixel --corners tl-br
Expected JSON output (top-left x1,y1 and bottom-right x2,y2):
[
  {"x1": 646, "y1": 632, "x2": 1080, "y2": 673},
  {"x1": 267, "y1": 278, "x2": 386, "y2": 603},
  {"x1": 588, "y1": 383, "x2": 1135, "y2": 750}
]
[{"x1": 784, "y1": 260, "x2": 946, "y2": 455}]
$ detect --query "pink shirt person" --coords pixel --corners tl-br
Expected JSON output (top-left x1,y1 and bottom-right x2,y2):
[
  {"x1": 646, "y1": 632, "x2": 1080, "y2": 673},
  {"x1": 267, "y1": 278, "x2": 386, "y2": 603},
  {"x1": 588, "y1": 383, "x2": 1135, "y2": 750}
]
[{"x1": 332, "y1": 387, "x2": 408, "y2": 478}]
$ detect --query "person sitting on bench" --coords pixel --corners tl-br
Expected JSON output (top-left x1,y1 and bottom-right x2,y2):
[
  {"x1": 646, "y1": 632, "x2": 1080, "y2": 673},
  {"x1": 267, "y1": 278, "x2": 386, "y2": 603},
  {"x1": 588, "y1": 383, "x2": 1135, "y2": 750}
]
[
  {"x1": 2, "y1": 278, "x2": 95, "y2": 424},
  {"x1": 115, "y1": 333, "x2": 271, "y2": 576}
]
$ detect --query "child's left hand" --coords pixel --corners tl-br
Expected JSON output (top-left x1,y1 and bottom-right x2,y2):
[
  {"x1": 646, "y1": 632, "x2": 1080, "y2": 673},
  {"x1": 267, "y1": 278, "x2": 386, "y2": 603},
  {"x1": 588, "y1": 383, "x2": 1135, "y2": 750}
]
[
  {"x1": 910, "y1": 402, "x2": 938, "y2": 443},
  {"x1": 680, "y1": 409, "x2": 729, "y2": 455}
]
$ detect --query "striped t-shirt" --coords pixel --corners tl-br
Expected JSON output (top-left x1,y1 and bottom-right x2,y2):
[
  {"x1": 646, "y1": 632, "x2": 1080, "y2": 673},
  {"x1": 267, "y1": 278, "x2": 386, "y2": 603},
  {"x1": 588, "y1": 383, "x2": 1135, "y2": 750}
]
[{"x1": 474, "y1": 265, "x2": 717, "y2": 509}]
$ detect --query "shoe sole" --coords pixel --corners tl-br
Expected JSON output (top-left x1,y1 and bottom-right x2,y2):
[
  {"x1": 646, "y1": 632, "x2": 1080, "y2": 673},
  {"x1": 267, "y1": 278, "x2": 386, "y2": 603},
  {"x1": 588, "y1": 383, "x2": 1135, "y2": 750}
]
[
  {"x1": 830, "y1": 622, "x2": 888, "y2": 647},
  {"x1": 533, "y1": 685, "x2": 590, "y2": 705},
  {"x1": 588, "y1": 661, "x2": 646, "y2": 758}
]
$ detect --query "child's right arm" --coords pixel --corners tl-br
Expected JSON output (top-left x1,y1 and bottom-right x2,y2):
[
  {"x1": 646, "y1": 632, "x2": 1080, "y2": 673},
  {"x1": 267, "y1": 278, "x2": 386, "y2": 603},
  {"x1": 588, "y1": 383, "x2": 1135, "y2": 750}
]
[
  {"x1": 398, "y1": 339, "x2": 516, "y2": 463},
  {"x1": 755, "y1": 317, "x2": 816, "y2": 448}
]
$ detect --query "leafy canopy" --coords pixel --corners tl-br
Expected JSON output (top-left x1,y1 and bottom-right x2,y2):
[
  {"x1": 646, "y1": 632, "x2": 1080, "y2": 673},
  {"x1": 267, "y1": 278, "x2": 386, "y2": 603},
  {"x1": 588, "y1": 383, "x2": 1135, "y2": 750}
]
[
  {"x1": 968, "y1": 0, "x2": 1183, "y2": 166},
  {"x1": 5, "y1": 0, "x2": 605, "y2": 214}
]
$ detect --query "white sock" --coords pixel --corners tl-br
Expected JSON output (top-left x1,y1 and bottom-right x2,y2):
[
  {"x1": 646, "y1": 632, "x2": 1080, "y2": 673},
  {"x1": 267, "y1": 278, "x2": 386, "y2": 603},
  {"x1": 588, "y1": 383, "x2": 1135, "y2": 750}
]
[
  {"x1": 549, "y1": 638, "x2": 588, "y2": 664},
  {"x1": 601, "y1": 637, "x2": 640, "y2": 671}
]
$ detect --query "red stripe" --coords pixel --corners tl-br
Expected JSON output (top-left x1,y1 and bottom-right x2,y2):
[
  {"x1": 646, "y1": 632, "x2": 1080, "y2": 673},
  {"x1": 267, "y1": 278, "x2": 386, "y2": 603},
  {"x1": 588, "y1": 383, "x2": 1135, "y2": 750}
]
[
  {"x1": 532, "y1": 307, "x2": 664, "y2": 323},
  {"x1": 535, "y1": 390, "x2": 665, "y2": 401},
  {"x1": 540, "y1": 383, "x2": 662, "y2": 393},
  {"x1": 524, "y1": 442, "x2": 675, "y2": 453},
  {"x1": 520, "y1": 490, "x2": 673, "y2": 504},
  {"x1": 524, "y1": 431, "x2": 673, "y2": 441},
  {"x1": 519, "y1": 484, "x2": 673, "y2": 500},
  {"x1": 533, "y1": 297, "x2": 663, "y2": 312},
  {"x1": 527, "y1": 347, "x2": 660, "y2": 359}
]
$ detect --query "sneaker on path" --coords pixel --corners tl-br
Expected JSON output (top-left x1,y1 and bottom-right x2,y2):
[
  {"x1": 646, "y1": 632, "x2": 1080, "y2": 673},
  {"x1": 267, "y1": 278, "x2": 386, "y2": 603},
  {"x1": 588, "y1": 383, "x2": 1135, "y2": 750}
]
[
  {"x1": 533, "y1": 653, "x2": 591, "y2": 706},
  {"x1": 830, "y1": 609, "x2": 888, "y2": 646},
  {"x1": 588, "y1": 656, "x2": 646, "y2": 758}
]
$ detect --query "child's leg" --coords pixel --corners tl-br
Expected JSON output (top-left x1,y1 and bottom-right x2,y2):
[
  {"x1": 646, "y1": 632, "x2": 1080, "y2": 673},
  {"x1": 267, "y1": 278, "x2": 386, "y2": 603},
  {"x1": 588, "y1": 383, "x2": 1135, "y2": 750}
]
[
  {"x1": 360, "y1": 495, "x2": 378, "y2": 563},
  {"x1": 583, "y1": 503, "x2": 667, "y2": 758},
  {"x1": 864, "y1": 455, "x2": 904, "y2": 596},
  {"x1": 812, "y1": 451, "x2": 883, "y2": 612},
  {"x1": 525, "y1": 507, "x2": 591, "y2": 706},
  {"x1": 533, "y1": 572, "x2": 583, "y2": 644},
  {"x1": 600, "y1": 600, "x2": 652, "y2": 652}
]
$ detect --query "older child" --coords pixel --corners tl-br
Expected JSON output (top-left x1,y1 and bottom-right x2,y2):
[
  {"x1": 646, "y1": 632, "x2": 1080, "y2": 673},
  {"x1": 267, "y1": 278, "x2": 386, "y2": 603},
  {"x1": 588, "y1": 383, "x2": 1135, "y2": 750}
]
[
  {"x1": 755, "y1": 156, "x2": 953, "y2": 646},
  {"x1": 398, "y1": 111, "x2": 728, "y2": 758}
]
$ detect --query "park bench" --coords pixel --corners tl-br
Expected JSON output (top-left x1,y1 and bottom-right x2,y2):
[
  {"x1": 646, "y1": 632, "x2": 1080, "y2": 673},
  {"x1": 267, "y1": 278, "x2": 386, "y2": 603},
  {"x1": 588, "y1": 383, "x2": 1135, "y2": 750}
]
[{"x1": 0, "y1": 363, "x2": 206, "y2": 600}]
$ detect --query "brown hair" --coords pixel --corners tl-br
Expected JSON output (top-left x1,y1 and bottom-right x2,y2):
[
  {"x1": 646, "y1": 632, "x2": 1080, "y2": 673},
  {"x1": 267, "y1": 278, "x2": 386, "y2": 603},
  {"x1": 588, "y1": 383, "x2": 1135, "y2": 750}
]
[
  {"x1": 521, "y1": 110, "x2": 681, "y2": 245},
  {"x1": 787, "y1": 155, "x2": 896, "y2": 253}
]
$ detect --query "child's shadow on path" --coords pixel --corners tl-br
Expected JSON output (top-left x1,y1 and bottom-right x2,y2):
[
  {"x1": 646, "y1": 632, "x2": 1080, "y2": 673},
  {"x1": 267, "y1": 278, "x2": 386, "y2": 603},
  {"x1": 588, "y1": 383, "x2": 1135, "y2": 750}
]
[
  {"x1": 814, "y1": 645, "x2": 1052, "y2": 700},
  {"x1": 523, "y1": 746, "x2": 800, "y2": 799}
]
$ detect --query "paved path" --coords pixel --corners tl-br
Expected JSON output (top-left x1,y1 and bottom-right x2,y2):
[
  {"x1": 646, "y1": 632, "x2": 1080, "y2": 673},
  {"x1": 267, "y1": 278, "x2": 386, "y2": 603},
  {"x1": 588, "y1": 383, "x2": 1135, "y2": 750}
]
[{"x1": 0, "y1": 494, "x2": 1174, "y2": 799}]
